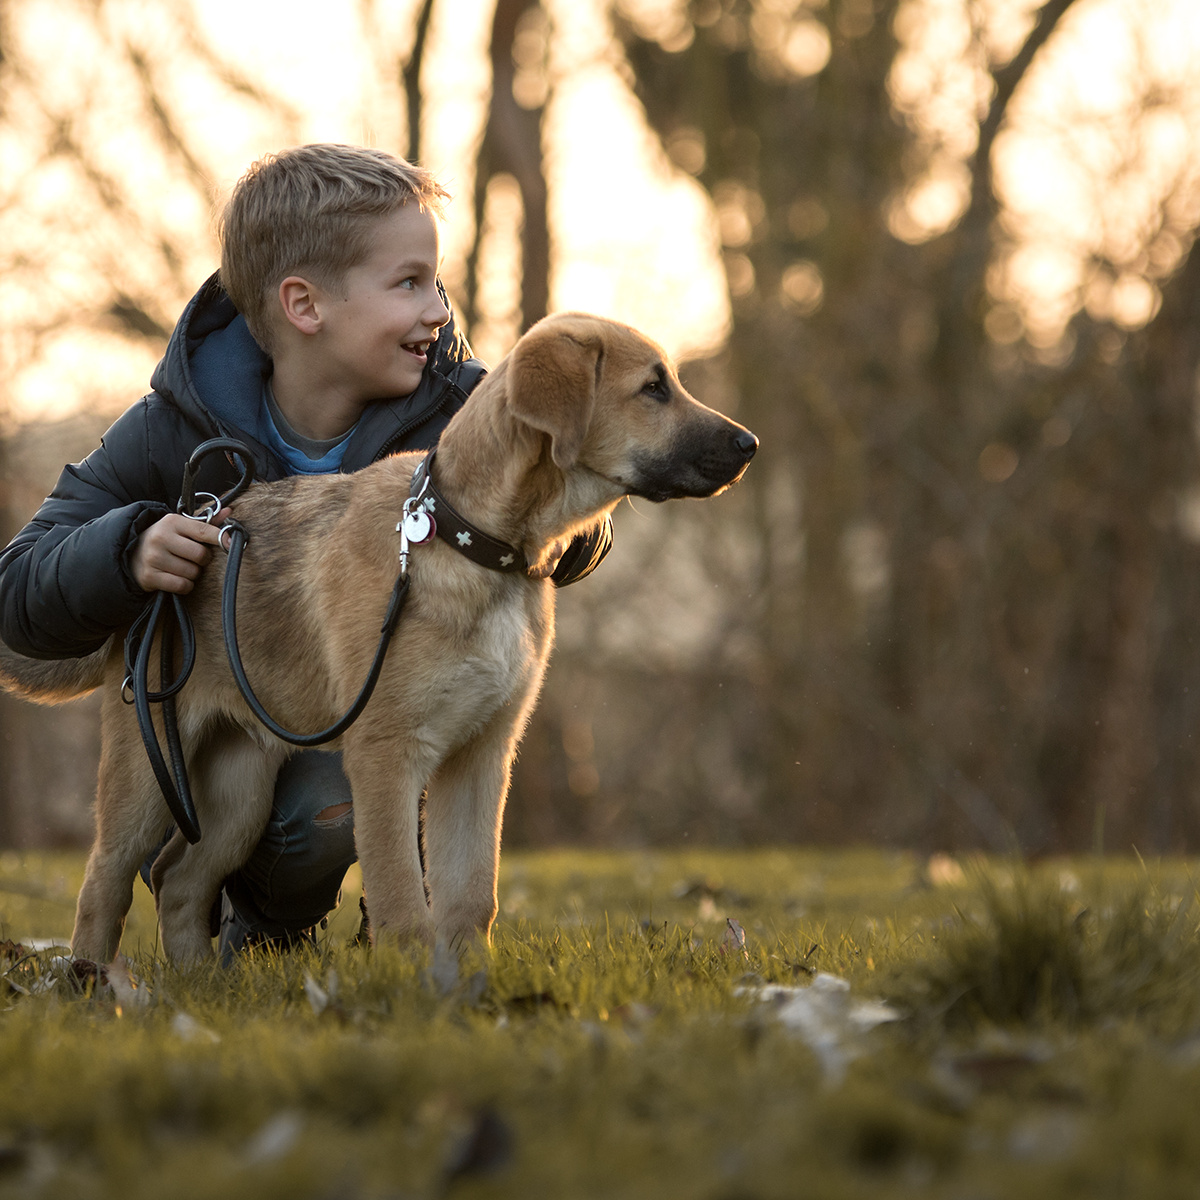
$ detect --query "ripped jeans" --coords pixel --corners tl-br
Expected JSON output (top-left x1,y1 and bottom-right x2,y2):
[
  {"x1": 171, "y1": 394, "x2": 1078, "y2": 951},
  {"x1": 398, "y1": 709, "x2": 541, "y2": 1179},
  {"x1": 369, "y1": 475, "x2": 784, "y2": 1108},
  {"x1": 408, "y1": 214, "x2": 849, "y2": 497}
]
[{"x1": 141, "y1": 749, "x2": 358, "y2": 953}]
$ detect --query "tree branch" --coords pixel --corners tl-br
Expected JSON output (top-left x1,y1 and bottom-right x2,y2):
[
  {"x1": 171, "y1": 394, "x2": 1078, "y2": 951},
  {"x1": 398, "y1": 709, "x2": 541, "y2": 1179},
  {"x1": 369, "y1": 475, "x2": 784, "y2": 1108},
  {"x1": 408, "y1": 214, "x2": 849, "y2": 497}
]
[
  {"x1": 973, "y1": 0, "x2": 1082, "y2": 210},
  {"x1": 403, "y1": 0, "x2": 436, "y2": 161}
]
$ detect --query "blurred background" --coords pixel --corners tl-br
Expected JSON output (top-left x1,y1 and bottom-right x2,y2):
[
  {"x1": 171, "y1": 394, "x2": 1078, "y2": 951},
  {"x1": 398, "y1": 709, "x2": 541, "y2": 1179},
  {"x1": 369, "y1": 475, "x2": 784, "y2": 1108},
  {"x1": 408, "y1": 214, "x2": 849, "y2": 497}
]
[{"x1": 1, "y1": 0, "x2": 1199, "y2": 855}]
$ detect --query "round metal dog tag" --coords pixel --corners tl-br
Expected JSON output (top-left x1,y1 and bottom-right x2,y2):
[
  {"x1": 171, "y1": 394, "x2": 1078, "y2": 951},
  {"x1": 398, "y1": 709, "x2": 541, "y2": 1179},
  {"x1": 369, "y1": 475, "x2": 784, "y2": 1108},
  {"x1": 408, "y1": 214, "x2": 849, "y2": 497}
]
[{"x1": 402, "y1": 508, "x2": 436, "y2": 545}]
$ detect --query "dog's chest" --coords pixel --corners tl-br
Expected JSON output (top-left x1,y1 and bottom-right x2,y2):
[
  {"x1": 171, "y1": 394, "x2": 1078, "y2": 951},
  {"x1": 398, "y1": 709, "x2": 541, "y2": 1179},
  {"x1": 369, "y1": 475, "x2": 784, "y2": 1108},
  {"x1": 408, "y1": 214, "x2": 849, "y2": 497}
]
[{"x1": 418, "y1": 593, "x2": 548, "y2": 740}]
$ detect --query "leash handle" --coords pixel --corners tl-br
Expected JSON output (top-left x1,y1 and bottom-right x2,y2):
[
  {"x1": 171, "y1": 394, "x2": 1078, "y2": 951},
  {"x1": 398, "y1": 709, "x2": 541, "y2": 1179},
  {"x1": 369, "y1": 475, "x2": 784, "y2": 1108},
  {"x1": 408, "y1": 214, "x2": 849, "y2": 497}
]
[
  {"x1": 179, "y1": 438, "x2": 256, "y2": 517},
  {"x1": 124, "y1": 438, "x2": 257, "y2": 845}
]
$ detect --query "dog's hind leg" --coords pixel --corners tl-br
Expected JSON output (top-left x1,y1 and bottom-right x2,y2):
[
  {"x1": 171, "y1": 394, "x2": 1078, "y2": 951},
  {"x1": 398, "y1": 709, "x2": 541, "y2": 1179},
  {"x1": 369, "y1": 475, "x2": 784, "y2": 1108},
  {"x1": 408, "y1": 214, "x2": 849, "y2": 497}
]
[
  {"x1": 421, "y1": 713, "x2": 523, "y2": 950},
  {"x1": 152, "y1": 723, "x2": 286, "y2": 964},
  {"x1": 341, "y1": 736, "x2": 432, "y2": 948},
  {"x1": 71, "y1": 710, "x2": 176, "y2": 964}
]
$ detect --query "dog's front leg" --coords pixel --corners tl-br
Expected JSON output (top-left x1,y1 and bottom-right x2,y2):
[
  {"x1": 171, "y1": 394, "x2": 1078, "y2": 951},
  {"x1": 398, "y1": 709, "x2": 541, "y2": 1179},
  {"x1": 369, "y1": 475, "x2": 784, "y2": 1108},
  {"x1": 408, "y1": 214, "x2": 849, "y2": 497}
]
[
  {"x1": 422, "y1": 713, "x2": 524, "y2": 950},
  {"x1": 342, "y1": 738, "x2": 432, "y2": 948}
]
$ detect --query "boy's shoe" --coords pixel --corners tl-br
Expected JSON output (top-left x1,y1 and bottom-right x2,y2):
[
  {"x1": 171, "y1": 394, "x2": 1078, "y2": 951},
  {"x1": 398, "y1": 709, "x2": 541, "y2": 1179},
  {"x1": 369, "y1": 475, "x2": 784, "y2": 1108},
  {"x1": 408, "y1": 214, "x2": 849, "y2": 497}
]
[{"x1": 217, "y1": 891, "x2": 317, "y2": 966}]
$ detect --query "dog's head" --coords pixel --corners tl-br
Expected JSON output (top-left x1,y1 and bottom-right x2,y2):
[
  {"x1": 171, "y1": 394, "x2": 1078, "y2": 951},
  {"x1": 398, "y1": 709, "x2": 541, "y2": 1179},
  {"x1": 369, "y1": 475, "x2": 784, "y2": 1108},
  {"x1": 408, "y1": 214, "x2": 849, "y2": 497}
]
[{"x1": 504, "y1": 312, "x2": 758, "y2": 504}]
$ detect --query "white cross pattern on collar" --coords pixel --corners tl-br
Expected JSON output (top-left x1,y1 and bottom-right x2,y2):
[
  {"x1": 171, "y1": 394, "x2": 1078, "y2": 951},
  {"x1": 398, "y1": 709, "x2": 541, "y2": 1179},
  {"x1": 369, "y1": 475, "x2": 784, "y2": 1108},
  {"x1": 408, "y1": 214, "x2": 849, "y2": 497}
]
[{"x1": 456, "y1": 531, "x2": 473, "y2": 546}]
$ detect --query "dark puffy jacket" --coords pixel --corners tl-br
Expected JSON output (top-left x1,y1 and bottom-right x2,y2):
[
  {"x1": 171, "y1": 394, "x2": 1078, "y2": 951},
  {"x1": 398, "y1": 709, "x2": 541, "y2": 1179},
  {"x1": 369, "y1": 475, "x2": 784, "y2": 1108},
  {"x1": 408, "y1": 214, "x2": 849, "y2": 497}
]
[{"x1": 0, "y1": 273, "x2": 610, "y2": 658}]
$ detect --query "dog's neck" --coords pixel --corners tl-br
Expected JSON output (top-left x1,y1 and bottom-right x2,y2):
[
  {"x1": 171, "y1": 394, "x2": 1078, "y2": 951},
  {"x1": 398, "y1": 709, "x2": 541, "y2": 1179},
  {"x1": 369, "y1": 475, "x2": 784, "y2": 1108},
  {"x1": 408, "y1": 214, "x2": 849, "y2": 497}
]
[{"x1": 432, "y1": 381, "x2": 619, "y2": 577}]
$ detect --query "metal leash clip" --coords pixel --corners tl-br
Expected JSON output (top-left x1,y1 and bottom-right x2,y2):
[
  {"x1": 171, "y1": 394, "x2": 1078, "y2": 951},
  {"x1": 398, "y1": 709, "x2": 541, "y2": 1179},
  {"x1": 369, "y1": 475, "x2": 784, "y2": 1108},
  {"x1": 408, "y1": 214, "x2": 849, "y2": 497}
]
[
  {"x1": 397, "y1": 493, "x2": 437, "y2": 576},
  {"x1": 178, "y1": 491, "x2": 221, "y2": 524},
  {"x1": 178, "y1": 489, "x2": 239, "y2": 552}
]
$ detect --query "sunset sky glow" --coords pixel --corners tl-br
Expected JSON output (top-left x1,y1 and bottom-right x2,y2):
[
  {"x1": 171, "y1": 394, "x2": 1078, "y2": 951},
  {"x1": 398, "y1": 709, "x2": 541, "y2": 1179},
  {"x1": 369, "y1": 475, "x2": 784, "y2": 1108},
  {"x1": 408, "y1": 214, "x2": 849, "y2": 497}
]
[{"x1": 0, "y1": 0, "x2": 1197, "y2": 423}]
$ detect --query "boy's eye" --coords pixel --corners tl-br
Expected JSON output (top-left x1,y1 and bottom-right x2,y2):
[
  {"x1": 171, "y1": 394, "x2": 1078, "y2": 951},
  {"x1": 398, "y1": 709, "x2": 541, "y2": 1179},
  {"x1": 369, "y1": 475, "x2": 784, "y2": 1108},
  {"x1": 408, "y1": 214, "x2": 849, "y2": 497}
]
[{"x1": 397, "y1": 277, "x2": 417, "y2": 290}]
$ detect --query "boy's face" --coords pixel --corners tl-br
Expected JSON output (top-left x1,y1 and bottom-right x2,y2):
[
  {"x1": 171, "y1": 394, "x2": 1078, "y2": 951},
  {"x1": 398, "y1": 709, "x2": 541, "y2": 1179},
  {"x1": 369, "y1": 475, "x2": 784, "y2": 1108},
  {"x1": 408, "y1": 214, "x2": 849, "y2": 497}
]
[{"x1": 312, "y1": 204, "x2": 450, "y2": 404}]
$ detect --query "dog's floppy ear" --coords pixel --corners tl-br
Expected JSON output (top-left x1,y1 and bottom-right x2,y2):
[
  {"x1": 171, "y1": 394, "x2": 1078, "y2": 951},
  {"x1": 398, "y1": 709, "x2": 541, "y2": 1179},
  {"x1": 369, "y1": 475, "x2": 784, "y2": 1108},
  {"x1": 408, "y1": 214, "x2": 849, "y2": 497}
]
[{"x1": 505, "y1": 318, "x2": 602, "y2": 471}]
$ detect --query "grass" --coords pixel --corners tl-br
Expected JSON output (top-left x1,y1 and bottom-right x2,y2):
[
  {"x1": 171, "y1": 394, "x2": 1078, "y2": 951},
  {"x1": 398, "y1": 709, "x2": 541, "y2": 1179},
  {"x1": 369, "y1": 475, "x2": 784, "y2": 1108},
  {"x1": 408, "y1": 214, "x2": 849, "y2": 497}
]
[{"x1": 3, "y1": 847, "x2": 1200, "y2": 1197}]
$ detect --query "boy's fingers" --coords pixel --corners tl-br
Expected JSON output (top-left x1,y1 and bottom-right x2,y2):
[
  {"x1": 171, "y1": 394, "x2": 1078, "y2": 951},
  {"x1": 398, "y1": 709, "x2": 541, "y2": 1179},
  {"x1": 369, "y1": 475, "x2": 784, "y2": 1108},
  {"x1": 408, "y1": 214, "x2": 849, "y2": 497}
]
[
  {"x1": 173, "y1": 514, "x2": 228, "y2": 548},
  {"x1": 141, "y1": 548, "x2": 203, "y2": 579},
  {"x1": 131, "y1": 510, "x2": 235, "y2": 593},
  {"x1": 141, "y1": 571, "x2": 195, "y2": 595}
]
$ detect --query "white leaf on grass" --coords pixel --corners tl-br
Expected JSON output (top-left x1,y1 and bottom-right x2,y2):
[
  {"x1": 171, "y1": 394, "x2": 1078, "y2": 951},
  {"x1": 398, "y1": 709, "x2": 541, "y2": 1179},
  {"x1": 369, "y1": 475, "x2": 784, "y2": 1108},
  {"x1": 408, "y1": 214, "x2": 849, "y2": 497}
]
[
  {"x1": 106, "y1": 956, "x2": 150, "y2": 1011},
  {"x1": 303, "y1": 973, "x2": 329, "y2": 1014},
  {"x1": 738, "y1": 973, "x2": 902, "y2": 1084},
  {"x1": 244, "y1": 1111, "x2": 303, "y2": 1165},
  {"x1": 30, "y1": 956, "x2": 86, "y2": 994},
  {"x1": 171, "y1": 1012, "x2": 220, "y2": 1044}
]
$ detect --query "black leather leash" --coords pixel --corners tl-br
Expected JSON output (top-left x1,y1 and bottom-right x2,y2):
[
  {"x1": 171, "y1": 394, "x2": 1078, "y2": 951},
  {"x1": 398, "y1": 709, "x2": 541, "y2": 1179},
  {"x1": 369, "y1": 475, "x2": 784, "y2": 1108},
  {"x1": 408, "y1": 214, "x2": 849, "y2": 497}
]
[
  {"x1": 220, "y1": 532, "x2": 410, "y2": 747},
  {"x1": 123, "y1": 438, "x2": 255, "y2": 844},
  {"x1": 218, "y1": 446, "x2": 527, "y2": 743}
]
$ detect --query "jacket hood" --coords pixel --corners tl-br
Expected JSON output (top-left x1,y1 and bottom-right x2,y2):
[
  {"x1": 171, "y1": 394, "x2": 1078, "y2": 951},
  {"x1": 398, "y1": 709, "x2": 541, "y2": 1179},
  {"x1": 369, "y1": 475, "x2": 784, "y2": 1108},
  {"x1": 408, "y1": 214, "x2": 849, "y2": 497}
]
[
  {"x1": 149, "y1": 272, "x2": 266, "y2": 436},
  {"x1": 149, "y1": 272, "x2": 486, "y2": 477}
]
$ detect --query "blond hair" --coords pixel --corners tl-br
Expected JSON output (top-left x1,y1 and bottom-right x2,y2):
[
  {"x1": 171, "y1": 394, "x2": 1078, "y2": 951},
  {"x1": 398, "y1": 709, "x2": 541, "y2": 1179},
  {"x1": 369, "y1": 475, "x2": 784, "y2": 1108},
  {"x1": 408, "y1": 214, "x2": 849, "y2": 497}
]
[{"x1": 219, "y1": 144, "x2": 449, "y2": 353}]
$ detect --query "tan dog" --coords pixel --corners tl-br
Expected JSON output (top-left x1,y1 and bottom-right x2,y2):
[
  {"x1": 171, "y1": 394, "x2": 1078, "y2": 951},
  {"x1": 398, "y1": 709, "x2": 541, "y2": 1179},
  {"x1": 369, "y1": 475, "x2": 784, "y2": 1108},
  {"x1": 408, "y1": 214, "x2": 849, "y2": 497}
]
[{"x1": 0, "y1": 313, "x2": 757, "y2": 964}]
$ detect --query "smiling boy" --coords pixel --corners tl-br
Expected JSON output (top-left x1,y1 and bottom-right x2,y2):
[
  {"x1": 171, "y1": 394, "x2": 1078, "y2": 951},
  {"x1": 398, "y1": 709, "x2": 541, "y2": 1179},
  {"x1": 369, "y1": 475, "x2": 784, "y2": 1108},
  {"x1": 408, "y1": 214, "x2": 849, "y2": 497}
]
[{"x1": 0, "y1": 144, "x2": 610, "y2": 959}]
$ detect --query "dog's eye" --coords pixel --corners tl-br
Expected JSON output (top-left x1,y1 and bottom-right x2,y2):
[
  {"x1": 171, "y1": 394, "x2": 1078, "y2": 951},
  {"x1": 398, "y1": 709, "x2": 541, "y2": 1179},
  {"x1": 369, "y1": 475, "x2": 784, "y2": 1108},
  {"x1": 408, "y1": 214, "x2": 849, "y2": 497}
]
[{"x1": 641, "y1": 369, "x2": 670, "y2": 403}]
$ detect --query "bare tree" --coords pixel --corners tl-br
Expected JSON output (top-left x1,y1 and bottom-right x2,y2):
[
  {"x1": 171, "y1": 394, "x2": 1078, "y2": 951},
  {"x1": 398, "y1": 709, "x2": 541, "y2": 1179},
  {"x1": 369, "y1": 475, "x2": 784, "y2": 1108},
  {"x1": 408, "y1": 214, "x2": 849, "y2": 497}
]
[
  {"x1": 462, "y1": 0, "x2": 550, "y2": 334},
  {"x1": 578, "y1": 0, "x2": 1200, "y2": 853},
  {"x1": 0, "y1": 0, "x2": 296, "y2": 845}
]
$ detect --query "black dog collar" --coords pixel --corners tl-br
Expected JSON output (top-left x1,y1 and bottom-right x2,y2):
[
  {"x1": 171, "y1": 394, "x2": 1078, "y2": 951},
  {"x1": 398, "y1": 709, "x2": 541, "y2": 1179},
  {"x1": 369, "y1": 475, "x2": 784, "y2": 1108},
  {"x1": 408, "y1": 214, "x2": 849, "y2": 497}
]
[{"x1": 409, "y1": 451, "x2": 529, "y2": 574}]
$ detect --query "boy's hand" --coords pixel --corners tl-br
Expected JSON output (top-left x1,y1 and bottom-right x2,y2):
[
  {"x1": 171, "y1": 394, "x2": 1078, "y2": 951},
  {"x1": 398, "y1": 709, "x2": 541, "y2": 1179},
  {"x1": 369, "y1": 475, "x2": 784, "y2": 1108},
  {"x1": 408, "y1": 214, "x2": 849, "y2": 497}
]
[{"x1": 130, "y1": 511, "x2": 231, "y2": 594}]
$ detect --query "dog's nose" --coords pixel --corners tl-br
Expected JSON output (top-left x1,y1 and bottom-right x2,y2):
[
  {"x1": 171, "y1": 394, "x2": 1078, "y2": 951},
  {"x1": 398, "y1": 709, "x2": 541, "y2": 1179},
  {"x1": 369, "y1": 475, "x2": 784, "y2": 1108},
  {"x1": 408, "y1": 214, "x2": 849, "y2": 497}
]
[{"x1": 735, "y1": 430, "x2": 759, "y2": 459}]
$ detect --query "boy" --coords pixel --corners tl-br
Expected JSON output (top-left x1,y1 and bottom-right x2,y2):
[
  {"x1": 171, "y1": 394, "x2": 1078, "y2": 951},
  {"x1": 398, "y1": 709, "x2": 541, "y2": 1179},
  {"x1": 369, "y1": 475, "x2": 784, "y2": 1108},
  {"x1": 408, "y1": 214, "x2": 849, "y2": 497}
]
[{"x1": 0, "y1": 144, "x2": 609, "y2": 960}]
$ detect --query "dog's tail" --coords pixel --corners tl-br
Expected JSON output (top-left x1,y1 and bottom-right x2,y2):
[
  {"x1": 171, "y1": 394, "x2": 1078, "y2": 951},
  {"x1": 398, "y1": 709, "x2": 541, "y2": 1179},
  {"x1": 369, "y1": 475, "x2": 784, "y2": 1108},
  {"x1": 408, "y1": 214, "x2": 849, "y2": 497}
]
[{"x1": 0, "y1": 641, "x2": 111, "y2": 704}]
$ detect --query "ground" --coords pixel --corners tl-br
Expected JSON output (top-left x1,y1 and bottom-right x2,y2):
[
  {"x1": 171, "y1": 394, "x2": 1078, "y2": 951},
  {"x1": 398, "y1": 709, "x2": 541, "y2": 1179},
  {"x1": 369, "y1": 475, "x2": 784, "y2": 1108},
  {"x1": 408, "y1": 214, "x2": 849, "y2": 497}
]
[{"x1": 2, "y1": 846, "x2": 1200, "y2": 1198}]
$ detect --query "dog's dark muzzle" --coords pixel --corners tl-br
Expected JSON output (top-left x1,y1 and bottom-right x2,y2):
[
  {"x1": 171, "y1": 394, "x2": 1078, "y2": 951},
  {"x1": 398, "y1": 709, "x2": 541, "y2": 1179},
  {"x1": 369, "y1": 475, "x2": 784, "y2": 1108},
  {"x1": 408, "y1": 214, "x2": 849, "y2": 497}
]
[{"x1": 629, "y1": 420, "x2": 759, "y2": 503}]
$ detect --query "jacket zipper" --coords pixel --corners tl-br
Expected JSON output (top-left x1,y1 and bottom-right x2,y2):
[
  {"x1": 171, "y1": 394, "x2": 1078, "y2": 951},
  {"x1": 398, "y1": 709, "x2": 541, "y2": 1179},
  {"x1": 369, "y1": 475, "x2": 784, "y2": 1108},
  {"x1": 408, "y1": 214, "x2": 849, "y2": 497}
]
[{"x1": 368, "y1": 385, "x2": 465, "y2": 466}]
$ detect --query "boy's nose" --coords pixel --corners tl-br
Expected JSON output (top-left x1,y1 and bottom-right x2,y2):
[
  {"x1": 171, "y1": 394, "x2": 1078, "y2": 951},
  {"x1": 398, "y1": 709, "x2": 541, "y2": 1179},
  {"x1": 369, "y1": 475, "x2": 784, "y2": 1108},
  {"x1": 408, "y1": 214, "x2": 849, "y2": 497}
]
[{"x1": 428, "y1": 288, "x2": 451, "y2": 329}]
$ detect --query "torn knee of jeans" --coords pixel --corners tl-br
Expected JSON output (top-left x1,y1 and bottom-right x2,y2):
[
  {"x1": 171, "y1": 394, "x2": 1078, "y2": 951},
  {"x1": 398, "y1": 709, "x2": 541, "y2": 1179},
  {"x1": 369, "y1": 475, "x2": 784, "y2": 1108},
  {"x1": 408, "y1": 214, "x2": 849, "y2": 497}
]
[{"x1": 314, "y1": 802, "x2": 354, "y2": 826}]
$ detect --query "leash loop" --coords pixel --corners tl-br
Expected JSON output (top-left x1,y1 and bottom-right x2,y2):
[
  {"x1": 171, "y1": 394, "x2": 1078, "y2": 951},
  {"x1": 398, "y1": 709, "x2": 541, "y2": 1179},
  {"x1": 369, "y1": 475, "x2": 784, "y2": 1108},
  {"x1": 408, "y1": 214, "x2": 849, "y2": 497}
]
[
  {"x1": 125, "y1": 438, "x2": 258, "y2": 844},
  {"x1": 221, "y1": 522, "x2": 410, "y2": 746},
  {"x1": 178, "y1": 437, "x2": 255, "y2": 517}
]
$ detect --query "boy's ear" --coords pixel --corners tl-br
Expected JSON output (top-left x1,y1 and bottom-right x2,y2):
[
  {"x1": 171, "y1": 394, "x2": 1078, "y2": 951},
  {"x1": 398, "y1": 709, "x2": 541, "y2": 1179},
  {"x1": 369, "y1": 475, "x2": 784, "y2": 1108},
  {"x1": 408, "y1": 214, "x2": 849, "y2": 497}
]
[
  {"x1": 505, "y1": 321, "x2": 603, "y2": 471},
  {"x1": 279, "y1": 276, "x2": 321, "y2": 335}
]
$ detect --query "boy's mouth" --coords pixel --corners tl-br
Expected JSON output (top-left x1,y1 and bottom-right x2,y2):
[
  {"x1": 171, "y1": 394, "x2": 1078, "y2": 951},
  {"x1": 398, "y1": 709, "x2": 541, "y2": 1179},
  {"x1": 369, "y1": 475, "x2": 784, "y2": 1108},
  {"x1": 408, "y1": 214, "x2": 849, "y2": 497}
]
[{"x1": 402, "y1": 340, "x2": 433, "y2": 360}]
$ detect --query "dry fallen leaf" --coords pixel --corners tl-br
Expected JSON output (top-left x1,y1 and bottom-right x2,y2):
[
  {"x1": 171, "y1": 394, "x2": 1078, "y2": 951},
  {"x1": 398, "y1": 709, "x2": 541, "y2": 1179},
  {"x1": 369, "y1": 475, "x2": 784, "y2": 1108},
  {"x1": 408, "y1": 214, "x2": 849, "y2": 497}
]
[
  {"x1": 244, "y1": 1111, "x2": 303, "y2": 1165},
  {"x1": 721, "y1": 917, "x2": 749, "y2": 960},
  {"x1": 303, "y1": 973, "x2": 329, "y2": 1015},
  {"x1": 106, "y1": 956, "x2": 150, "y2": 1011},
  {"x1": 927, "y1": 854, "x2": 966, "y2": 887},
  {"x1": 171, "y1": 1011, "x2": 220, "y2": 1044},
  {"x1": 738, "y1": 974, "x2": 902, "y2": 1084}
]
